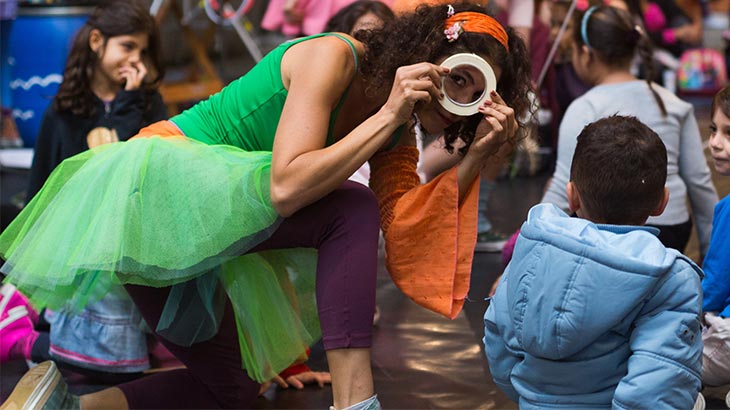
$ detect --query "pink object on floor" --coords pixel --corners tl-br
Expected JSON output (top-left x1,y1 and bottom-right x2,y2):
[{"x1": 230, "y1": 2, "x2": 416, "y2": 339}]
[
  {"x1": 0, "y1": 305, "x2": 37, "y2": 362},
  {"x1": 0, "y1": 284, "x2": 39, "y2": 325}
]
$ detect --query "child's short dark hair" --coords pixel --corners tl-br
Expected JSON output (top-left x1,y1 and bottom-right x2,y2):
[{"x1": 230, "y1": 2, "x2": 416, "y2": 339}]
[{"x1": 570, "y1": 115, "x2": 667, "y2": 225}]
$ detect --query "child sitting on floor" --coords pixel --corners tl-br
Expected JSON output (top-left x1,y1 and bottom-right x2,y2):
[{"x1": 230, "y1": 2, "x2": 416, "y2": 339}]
[{"x1": 484, "y1": 115, "x2": 703, "y2": 409}]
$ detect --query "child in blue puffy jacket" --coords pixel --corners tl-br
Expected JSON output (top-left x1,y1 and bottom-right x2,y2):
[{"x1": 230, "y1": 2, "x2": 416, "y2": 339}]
[{"x1": 484, "y1": 115, "x2": 703, "y2": 410}]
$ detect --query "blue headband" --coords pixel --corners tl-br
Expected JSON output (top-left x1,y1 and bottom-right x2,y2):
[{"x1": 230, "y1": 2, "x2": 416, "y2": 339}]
[{"x1": 581, "y1": 6, "x2": 599, "y2": 49}]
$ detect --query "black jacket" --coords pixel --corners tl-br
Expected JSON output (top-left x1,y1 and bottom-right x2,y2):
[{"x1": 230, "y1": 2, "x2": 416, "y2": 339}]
[{"x1": 27, "y1": 90, "x2": 167, "y2": 201}]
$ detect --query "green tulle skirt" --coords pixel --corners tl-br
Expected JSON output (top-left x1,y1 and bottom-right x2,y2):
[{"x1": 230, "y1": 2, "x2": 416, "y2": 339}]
[{"x1": 0, "y1": 137, "x2": 321, "y2": 382}]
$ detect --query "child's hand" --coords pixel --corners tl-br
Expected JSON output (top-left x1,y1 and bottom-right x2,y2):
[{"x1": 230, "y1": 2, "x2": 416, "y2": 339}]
[
  {"x1": 257, "y1": 362, "x2": 331, "y2": 396},
  {"x1": 120, "y1": 61, "x2": 148, "y2": 91},
  {"x1": 273, "y1": 370, "x2": 331, "y2": 389},
  {"x1": 283, "y1": 0, "x2": 303, "y2": 25}
]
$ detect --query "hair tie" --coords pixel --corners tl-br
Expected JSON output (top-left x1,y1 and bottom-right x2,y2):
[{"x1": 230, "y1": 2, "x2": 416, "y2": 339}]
[
  {"x1": 580, "y1": 6, "x2": 599, "y2": 49},
  {"x1": 443, "y1": 11, "x2": 509, "y2": 51}
]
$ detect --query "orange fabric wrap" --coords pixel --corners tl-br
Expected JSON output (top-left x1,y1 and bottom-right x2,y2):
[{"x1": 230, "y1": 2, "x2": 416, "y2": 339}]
[
  {"x1": 369, "y1": 146, "x2": 479, "y2": 319},
  {"x1": 369, "y1": 146, "x2": 422, "y2": 233},
  {"x1": 132, "y1": 120, "x2": 186, "y2": 140}
]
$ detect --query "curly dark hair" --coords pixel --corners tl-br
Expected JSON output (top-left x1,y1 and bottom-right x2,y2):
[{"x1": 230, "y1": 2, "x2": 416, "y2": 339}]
[
  {"x1": 53, "y1": 0, "x2": 164, "y2": 118},
  {"x1": 324, "y1": 0, "x2": 395, "y2": 35},
  {"x1": 358, "y1": 1, "x2": 532, "y2": 154}
]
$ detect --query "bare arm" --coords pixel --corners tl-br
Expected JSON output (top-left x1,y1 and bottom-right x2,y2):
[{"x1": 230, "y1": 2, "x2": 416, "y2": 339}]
[
  {"x1": 417, "y1": 91, "x2": 517, "y2": 202},
  {"x1": 673, "y1": 0, "x2": 703, "y2": 44},
  {"x1": 456, "y1": 91, "x2": 517, "y2": 202},
  {"x1": 271, "y1": 37, "x2": 446, "y2": 216}
]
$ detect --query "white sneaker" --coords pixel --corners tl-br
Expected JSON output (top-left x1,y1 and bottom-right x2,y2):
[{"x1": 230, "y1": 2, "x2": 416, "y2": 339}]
[{"x1": 694, "y1": 392, "x2": 706, "y2": 410}]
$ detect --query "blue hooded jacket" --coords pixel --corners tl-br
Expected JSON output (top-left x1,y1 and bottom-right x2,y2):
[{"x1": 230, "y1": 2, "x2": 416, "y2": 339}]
[{"x1": 484, "y1": 204, "x2": 703, "y2": 410}]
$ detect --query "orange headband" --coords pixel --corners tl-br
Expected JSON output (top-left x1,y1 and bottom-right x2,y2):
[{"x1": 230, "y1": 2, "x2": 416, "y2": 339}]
[{"x1": 444, "y1": 12, "x2": 509, "y2": 51}]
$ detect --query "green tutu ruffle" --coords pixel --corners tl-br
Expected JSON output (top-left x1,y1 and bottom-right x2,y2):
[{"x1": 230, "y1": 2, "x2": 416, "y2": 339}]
[{"x1": 0, "y1": 137, "x2": 321, "y2": 382}]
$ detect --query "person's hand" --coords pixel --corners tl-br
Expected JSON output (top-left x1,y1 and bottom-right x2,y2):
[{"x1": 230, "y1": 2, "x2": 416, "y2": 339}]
[
  {"x1": 257, "y1": 370, "x2": 331, "y2": 396},
  {"x1": 283, "y1": 0, "x2": 303, "y2": 25},
  {"x1": 258, "y1": 380, "x2": 273, "y2": 396},
  {"x1": 672, "y1": 25, "x2": 698, "y2": 43},
  {"x1": 470, "y1": 90, "x2": 517, "y2": 161},
  {"x1": 489, "y1": 274, "x2": 502, "y2": 297},
  {"x1": 273, "y1": 371, "x2": 331, "y2": 389},
  {"x1": 382, "y1": 63, "x2": 449, "y2": 126},
  {"x1": 120, "y1": 61, "x2": 147, "y2": 91}
]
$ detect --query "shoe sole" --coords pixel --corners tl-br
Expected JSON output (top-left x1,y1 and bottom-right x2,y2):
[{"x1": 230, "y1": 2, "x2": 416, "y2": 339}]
[
  {"x1": 474, "y1": 241, "x2": 507, "y2": 253},
  {"x1": 0, "y1": 361, "x2": 60, "y2": 410}
]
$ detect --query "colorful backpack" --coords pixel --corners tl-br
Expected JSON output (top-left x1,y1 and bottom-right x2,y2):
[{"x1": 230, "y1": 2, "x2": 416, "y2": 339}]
[{"x1": 676, "y1": 48, "x2": 727, "y2": 95}]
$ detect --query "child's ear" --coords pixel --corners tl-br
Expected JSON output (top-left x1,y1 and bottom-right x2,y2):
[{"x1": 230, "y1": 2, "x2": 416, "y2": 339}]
[
  {"x1": 567, "y1": 181, "x2": 581, "y2": 213},
  {"x1": 650, "y1": 188, "x2": 670, "y2": 217},
  {"x1": 89, "y1": 29, "x2": 104, "y2": 54}
]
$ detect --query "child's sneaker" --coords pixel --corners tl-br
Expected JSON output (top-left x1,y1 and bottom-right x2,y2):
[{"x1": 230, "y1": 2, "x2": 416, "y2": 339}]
[
  {"x1": 0, "y1": 361, "x2": 79, "y2": 410},
  {"x1": 0, "y1": 305, "x2": 36, "y2": 362},
  {"x1": 0, "y1": 284, "x2": 39, "y2": 325},
  {"x1": 475, "y1": 230, "x2": 508, "y2": 253},
  {"x1": 330, "y1": 394, "x2": 381, "y2": 410},
  {"x1": 693, "y1": 392, "x2": 706, "y2": 410}
]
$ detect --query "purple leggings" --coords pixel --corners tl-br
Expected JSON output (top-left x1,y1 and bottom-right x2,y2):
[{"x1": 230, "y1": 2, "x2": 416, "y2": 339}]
[{"x1": 118, "y1": 181, "x2": 380, "y2": 409}]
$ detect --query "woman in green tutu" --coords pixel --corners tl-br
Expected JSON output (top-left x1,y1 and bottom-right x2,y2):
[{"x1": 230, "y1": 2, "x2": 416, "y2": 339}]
[{"x1": 1, "y1": 2, "x2": 532, "y2": 409}]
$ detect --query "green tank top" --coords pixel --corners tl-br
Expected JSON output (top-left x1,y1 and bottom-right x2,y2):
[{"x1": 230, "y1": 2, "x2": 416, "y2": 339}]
[{"x1": 171, "y1": 33, "x2": 358, "y2": 151}]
